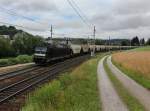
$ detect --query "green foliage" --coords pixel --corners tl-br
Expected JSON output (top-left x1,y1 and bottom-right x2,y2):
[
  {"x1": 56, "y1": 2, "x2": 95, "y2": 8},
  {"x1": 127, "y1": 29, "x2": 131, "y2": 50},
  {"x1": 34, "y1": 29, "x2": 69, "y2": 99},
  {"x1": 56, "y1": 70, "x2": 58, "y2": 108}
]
[
  {"x1": 0, "y1": 25, "x2": 22, "y2": 40},
  {"x1": 140, "y1": 38, "x2": 145, "y2": 46},
  {"x1": 0, "y1": 59, "x2": 10, "y2": 66},
  {"x1": 16, "y1": 55, "x2": 33, "y2": 63},
  {"x1": 0, "y1": 36, "x2": 16, "y2": 58},
  {"x1": 131, "y1": 36, "x2": 140, "y2": 46},
  {"x1": 0, "y1": 55, "x2": 32, "y2": 67},
  {"x1": 22, "y1": 54, "x2": 105, "y2": 111},
  {"x1": 121, "y1": 40, "x2": 130, "y2": 46},
  {"x1": 104, "y1": 58, "x2": 145, "y2": 111},
  {"x1": 0, "y1": 27, "x2": 44, "y2": 58},
  {"x1": 146, "y1": 38, "x2": 150, "y2": 45},
  {"x1": 12, "y1": 32, "x2": 44, "y2": 55},
  {"x1": 131, "y1": 46, "x2": 150, "y2": 51}
]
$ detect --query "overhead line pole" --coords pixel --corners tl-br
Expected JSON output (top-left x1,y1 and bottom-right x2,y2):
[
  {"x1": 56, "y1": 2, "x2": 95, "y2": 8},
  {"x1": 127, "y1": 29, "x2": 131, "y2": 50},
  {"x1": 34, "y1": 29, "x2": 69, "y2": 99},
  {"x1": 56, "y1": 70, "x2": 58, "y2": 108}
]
[
  {"x1": 50, "y1": 25, "x2": 53, "y2": 38},
  {"x1": 92, "y1": 26, "x2": 96, "y2": 56},
  {"x1": 109, "y1": 36, "x2": 111, "y2": 52}
]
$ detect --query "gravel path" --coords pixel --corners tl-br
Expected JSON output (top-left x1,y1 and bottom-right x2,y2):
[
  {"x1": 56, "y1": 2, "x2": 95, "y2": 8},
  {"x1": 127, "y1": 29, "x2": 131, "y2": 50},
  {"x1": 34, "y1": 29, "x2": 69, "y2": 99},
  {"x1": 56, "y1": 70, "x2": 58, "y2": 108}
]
[
  {"x1": 107, "y1": 56, "x2": 150, "y2": 111},
  {"x1": 97, "y1": 56, "x2": 128, "y2": 111},
  {"x1": 0, "y1": 63, "x2": 34, "y2": 74}
]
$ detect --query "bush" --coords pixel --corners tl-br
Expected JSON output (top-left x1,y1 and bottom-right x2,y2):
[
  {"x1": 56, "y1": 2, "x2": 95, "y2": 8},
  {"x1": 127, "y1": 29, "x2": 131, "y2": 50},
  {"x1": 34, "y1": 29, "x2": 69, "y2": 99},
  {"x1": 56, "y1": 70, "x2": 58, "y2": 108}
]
[
  {"x1": 0, "y1": 59, "x2": 10, "y2": 66},
  {"x1": 0, "y1": 55, "x2": 33, "y2": 67},
  {"x1": 8, "y1": 58, "x2": 19, "y2": 65},
  {"x1": 16, "y1": 55, "x2": 33, "y2": 63}
]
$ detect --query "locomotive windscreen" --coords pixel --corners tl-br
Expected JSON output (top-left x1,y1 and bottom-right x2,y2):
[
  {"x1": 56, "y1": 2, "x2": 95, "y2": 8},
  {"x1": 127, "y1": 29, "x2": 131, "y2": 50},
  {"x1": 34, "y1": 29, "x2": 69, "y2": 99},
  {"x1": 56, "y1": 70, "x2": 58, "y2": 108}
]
[{"x1": 35, "y1": 47, "x2": 47, "y2": 54}]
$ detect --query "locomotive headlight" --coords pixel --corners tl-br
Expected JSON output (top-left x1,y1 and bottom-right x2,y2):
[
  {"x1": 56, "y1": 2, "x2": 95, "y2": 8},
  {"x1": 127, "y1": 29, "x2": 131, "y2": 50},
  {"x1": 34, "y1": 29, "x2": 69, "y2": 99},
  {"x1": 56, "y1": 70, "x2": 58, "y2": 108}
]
[{"x1": 34, "y1": 53, "x2": 46, "y2": 57}]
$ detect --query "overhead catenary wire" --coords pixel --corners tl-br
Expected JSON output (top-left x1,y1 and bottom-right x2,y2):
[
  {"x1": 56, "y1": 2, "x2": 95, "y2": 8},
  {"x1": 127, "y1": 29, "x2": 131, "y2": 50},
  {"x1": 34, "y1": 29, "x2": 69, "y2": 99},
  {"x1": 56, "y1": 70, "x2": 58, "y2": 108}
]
[
  {"x1": 0, "y1": 21, "x2": 49, "y2": 32},
  {"x1": 0, "y1": 6, "x2": 49, "y2": 27},
  {"x1": 66, "y1": 0, "x2": 92, "y2": 29},
  {"x1": 69, "y1": 0, "x2": 90, "y2": 24},
  {"x1": 0, "y1": 2, "x2": 94, "y2": 38}
]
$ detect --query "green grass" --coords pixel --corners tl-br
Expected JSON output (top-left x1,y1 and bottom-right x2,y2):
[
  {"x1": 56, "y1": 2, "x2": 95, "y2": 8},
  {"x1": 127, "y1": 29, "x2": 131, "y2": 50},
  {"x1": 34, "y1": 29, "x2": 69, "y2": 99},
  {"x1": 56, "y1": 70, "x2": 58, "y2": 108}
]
[
  {"x1": 112, "y1": 59, "x2": 150, "y2": 89},
  {"x1": 22, "y1": 54, "x2": 105, "y2": 111},
  {"x1": 131, "y1": 46, "x2": 150, "y2": 51},
  {"x1": 0, "y1": 55, "x2": 33, "y2": 67},
  {"x1": 103, "y1": 57, "x2": 145, "y2": 111}
]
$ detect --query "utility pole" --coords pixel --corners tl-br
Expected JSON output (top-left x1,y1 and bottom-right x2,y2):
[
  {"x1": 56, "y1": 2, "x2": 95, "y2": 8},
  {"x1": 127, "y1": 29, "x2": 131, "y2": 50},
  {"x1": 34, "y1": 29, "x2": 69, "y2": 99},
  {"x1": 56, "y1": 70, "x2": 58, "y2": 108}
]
[
  {"x1": 94, "y1": 26, "x2": 96, "y2": 44},
  {"x1": 109, "y1": 36, "x2": 111, "y2": 52},
  {"x1": 130, "y1": 39, "x2": 132, "y2": 47},
  {"x1": 50, "y1": 25, "x2": 53, "y2": 38},
  {"x1": 91, "y1": 26, "x2": 96, "y2": 56}
]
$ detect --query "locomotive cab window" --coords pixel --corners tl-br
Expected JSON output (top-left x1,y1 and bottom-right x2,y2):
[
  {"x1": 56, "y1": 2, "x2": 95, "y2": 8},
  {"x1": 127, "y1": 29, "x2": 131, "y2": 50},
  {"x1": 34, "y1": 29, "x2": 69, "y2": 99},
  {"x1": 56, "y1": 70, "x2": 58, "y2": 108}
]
[{"x1": 35, "y1": 47, "x2": 47, "y2": 54}]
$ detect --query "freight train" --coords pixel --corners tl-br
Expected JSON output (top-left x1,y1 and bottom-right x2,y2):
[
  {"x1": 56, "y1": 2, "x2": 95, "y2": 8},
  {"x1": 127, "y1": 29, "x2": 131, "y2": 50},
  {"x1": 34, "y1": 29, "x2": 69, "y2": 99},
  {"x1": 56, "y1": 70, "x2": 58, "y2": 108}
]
[{"x1": 33, "y1": 41, "x2": 135, "y2": 64}]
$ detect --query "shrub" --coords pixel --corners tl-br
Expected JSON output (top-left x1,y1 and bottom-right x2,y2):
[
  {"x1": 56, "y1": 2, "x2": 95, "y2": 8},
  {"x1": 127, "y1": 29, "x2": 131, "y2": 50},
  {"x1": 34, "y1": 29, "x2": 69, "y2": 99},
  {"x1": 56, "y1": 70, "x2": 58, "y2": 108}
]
[
  {"x1": 0, "y1": 55, "x2": 33, "y2": 67},
  {"x1": 16, "y1": 55, "x2": 32, "y2": 63},
  {"x1": 8, "y1": 58, "x2": 19, "y2": 65},
  {"x1": 0, "y1": 59, "x2": 9, "y2": 66}
]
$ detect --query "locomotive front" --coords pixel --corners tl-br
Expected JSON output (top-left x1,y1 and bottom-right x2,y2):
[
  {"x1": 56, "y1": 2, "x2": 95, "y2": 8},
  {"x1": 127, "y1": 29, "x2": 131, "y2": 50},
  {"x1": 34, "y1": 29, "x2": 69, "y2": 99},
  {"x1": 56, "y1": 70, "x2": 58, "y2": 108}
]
[{"x1": 33, "y1": 47, "x2": 47, "y2": 64}]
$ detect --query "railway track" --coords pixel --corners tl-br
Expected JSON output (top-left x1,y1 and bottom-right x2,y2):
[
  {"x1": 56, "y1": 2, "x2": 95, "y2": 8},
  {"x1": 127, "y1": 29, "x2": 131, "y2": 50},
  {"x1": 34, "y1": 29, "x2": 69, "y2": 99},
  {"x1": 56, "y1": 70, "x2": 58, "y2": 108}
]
[
  {"x1": 0, "y1": 65, "x2": 39, "y2": 81},
  {"x1": 0, "y1": 55, "x2": 90, "y2": 106}
]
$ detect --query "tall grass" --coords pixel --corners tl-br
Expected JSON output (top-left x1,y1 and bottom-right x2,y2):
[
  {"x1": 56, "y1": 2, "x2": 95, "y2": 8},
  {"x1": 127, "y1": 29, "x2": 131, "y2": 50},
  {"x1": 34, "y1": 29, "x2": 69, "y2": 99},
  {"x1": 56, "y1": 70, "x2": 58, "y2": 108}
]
[
  {"x1": 131, "y1": 46, "x2": 150, "y2": 51},
  {"x1": 112, "y1": 52, "x2": 150, "y2": 88},
  {"x1": 104, "y1": 57, "x2": 145, "y2": 111},
  {"x1": 22, "y1": 54, "x2": 105, "y2": 111}
]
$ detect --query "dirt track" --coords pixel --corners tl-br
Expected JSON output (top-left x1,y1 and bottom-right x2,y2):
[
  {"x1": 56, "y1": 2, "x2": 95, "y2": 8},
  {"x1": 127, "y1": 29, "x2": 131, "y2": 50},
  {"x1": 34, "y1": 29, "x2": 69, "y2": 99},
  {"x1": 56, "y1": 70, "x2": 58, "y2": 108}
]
[
  {"x1": 0, "y1": 63, "x2": 34, "y2": 74},
  {"x1": 107, "y1": 56, "x2": 150, "y2": 111},
  {"x1": 97, "y1": 57, "x2": 128, "y2": 111}
]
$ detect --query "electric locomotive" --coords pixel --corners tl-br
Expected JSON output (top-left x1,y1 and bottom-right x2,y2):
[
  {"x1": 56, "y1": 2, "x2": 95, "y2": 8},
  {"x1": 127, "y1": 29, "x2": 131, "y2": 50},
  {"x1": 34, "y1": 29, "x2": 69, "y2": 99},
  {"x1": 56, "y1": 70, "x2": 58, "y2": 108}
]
[{"x1": 33, "y1": 41, "x2": 72, "y2": 64}]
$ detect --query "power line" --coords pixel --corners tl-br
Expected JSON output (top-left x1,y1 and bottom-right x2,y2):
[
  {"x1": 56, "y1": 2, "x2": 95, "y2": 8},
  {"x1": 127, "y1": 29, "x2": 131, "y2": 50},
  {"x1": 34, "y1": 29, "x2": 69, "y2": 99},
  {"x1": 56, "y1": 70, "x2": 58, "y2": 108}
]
[
  {"x1": 66, "y1": 0, "x2": 92, "y2": 28},
  {"x1": 0, "y1": 6, "x2": 49, "y2": 26},
  {"x1": 0, "y1": 21, "x2": 48, "y2": 31},
  {"x1": 69, "y1": 0, "x2": 90, "y2": 24}
]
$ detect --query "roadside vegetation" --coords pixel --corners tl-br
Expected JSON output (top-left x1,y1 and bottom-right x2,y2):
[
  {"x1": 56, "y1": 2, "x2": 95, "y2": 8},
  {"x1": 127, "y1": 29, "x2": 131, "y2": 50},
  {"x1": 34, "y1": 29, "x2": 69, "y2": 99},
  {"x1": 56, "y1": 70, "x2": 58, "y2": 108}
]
[
  {"x1": 131, "y1": 46, "x2": 150, "y2": 51},
  {"x1": 104, "y1": 57, "x2": 145, "y2": 111},
  {"x1": 112, "y1": 51, "x2": 150, "y2": 88},
  {"x1": 0, "y1": 26, "x2": 45, "y2": 59},
  {"x1": 0, "y1": 55, "x2": 33, "y2": 67},
  {"x1": 21, "y1": 54, "x2": 105, "y2": 111}
]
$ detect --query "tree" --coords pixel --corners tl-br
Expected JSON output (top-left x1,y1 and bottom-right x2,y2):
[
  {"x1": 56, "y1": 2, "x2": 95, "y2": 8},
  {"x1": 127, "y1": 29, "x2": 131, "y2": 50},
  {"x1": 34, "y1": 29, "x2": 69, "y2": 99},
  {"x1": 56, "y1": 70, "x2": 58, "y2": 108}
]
[
  {"x1": 140, "y1": 38, "x2": 145, "y2": 46},
  {"x1": 131, "y1": 36, "x2": 140, "y2": 46},
  {"x1": 121, "y1": 39, "x2": 130, "y2": 46},
  {"x1": 12, "y1": 32, "x2": 45, "y2": 55},
  {"x1": 0, "y1": 36, "x2": 15, "y2": 58},
  {"x1": 0, "y1": 25, "x2": 22, "y2": 40},
  {"x1": 146, "y1": 38, "x2": 150, "y2": 45}
]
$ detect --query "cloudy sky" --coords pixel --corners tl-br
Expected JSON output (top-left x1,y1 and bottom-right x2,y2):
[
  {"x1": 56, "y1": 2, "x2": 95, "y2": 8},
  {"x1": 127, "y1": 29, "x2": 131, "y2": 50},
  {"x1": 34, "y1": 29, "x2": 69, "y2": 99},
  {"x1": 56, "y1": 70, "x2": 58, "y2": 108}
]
[{"x1": 0, "y1": 0, "x2": 150, "y2": 39}]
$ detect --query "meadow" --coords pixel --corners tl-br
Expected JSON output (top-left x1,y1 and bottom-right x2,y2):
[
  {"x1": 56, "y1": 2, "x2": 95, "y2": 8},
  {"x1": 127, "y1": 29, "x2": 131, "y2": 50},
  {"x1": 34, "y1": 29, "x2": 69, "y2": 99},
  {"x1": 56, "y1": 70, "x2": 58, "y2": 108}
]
[
  {"x1": 131, "y1": 46, "x2": 150, "y2": 51},
  {"x1": 22, "y1": 54, "x2": 105, "y2": 111},
  {"x1": 104, "y1": 57, "x2": 145, "y2": 111},
  {"x1": 112, "y1": 51, "x2": 150, "y2": 88}
]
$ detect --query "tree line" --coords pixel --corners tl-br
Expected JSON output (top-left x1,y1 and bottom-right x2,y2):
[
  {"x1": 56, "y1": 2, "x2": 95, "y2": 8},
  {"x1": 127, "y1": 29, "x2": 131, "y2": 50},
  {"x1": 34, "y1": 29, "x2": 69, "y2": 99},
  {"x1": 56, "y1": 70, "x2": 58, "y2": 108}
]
[
  {"x1": 1, "y1": 25, "x2": 150, "y2": 58},
  {"x1": 126, "y1": 36, "x2": 150, "y2": 46},
  {"x1": 95, "y1": 36, "x2": 150, "y2": 46},
  {"x1": 0, "y1": 26, "x2": 44, "y2": 58}
]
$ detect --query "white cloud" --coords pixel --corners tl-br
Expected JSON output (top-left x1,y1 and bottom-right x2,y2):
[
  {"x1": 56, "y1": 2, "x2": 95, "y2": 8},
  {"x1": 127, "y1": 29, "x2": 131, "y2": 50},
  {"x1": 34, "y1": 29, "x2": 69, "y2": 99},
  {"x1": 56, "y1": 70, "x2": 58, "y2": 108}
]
[{"x1": 0, "y1": 0, "x2": 150, "y2": 39}]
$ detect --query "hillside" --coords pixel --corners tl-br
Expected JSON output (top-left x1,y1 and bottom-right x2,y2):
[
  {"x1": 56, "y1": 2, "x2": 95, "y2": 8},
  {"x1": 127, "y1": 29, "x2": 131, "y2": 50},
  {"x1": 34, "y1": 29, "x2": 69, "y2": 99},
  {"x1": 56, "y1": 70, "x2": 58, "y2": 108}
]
[{"x1": 0, "y1": 25, "x2": 23, "y2": 40}]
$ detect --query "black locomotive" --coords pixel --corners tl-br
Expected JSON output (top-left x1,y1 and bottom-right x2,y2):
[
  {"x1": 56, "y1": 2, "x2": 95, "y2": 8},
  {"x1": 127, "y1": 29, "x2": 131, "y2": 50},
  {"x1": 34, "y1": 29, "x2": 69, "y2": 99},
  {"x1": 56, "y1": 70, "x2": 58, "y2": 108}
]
[{"x1": 33, "y1": 42, "x2": 72, "y2": 64}]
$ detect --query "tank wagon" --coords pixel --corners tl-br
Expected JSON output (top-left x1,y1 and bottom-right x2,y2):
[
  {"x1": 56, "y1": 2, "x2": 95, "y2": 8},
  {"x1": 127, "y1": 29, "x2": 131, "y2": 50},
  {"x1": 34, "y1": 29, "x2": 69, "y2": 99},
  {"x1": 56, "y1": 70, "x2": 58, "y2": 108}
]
[{"x1": 33, "y1": 42, "x2": 135, "y2": 64}]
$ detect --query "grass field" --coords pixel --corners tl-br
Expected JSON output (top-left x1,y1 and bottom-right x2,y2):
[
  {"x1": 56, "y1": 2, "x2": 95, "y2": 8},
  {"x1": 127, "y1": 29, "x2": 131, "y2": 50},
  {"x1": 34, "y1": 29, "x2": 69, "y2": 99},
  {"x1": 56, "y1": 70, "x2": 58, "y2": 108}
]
[
  {"x1": 104, "y1": 57, "x2": 145, "y2": 111},
  {"x1": 22, "y1": 54, "x2": 105, "y2": 111},
  {"x1": 112, "y1": 51, "x2": 150, "y2": 88},
  {"x1": 131, "y1": 46, "x2": 150, "y2": 51}
]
